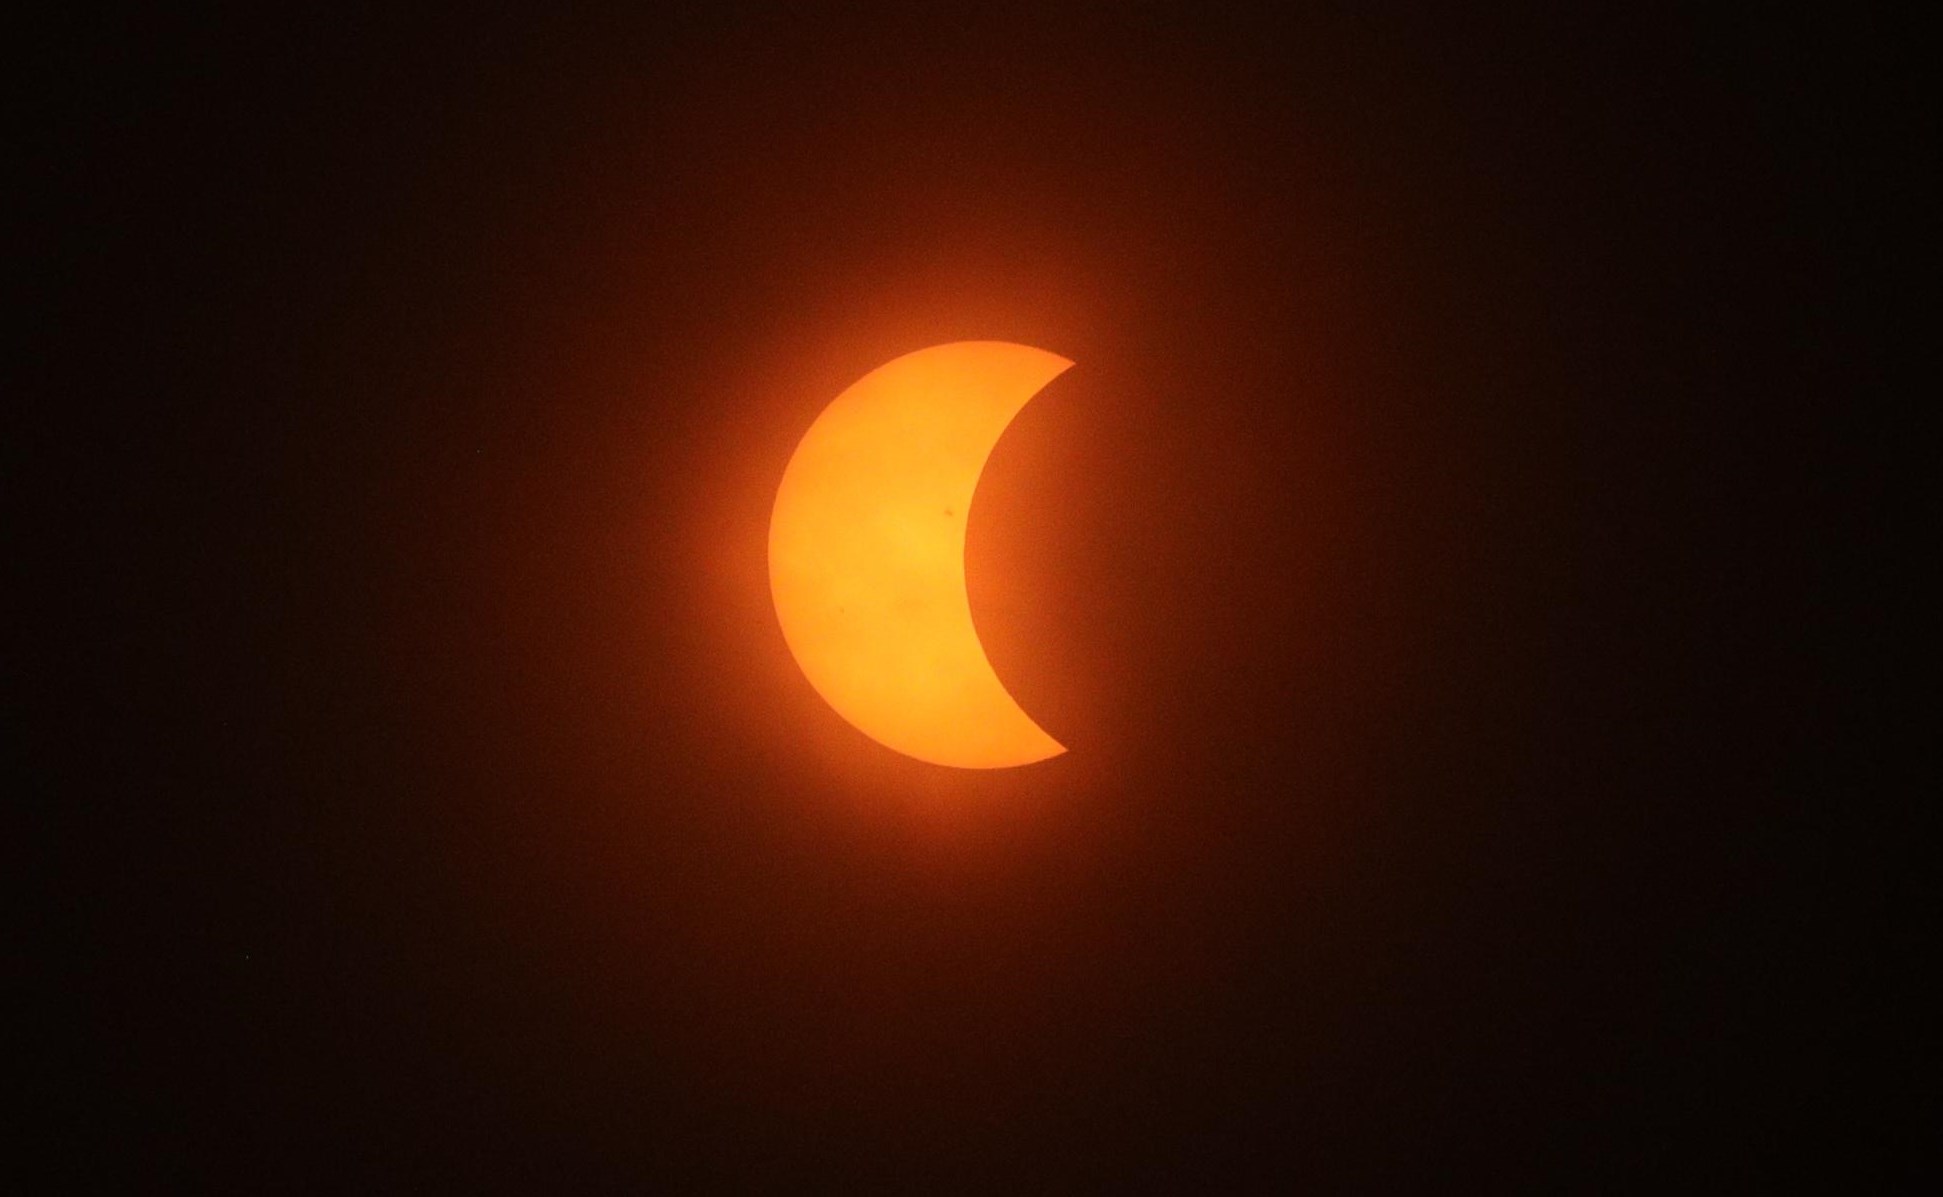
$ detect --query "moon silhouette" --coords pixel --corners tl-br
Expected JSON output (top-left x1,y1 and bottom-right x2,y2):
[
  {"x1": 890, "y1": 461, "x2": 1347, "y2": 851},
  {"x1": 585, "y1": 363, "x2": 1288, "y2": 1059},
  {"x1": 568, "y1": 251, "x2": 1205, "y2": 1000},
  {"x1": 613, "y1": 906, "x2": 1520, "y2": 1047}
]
[{"x1": 768, "y1": 341, "x2": 1070, "y2": 768}]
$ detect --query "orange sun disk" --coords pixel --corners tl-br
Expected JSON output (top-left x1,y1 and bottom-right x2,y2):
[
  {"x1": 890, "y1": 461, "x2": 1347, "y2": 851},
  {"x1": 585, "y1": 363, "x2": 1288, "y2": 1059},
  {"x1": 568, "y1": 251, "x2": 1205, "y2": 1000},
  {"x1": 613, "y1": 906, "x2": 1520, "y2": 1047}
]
[{"x1": 768, "y1": 341, "x2": 1070, "y2": 768}]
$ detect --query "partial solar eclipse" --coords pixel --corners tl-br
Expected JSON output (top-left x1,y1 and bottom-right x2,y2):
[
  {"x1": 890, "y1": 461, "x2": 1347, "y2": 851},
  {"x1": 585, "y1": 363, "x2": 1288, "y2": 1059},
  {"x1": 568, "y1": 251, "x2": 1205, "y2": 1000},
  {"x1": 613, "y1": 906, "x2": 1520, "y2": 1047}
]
[{"x1": 769, "y1": 341, "x2": 1070, "y2": 768}]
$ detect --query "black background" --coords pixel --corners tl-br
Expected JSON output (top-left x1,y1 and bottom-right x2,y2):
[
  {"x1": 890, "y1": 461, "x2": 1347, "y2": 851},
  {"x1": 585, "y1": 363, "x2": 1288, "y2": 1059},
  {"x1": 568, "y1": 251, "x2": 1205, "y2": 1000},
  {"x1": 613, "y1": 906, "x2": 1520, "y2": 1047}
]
[{"x1": 26, "y1": 5, "x2": 1906, "y2": 1189}]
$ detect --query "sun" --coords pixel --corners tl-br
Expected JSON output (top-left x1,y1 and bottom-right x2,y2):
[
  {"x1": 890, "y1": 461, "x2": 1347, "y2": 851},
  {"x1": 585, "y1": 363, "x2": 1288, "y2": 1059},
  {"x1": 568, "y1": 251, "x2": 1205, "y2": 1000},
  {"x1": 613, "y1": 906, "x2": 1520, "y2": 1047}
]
[{"x1": 768, "y1": 341, "x2": 1070, "y2": 768}]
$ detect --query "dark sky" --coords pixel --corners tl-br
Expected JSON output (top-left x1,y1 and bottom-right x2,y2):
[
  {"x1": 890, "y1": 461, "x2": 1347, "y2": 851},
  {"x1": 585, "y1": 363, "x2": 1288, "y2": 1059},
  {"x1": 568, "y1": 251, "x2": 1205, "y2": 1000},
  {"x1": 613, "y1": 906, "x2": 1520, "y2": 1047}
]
[{"x1": 27, "y1": 5, "x2": 1903, "y2": 1189}]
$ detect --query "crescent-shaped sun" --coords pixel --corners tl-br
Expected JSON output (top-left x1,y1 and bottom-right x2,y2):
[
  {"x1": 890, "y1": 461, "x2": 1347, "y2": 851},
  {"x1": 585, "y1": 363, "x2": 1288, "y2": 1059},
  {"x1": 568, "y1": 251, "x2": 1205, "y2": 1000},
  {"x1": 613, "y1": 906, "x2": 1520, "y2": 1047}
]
[{"x1": 768, "y1": 341, "x2": 1069, "y2": 769}]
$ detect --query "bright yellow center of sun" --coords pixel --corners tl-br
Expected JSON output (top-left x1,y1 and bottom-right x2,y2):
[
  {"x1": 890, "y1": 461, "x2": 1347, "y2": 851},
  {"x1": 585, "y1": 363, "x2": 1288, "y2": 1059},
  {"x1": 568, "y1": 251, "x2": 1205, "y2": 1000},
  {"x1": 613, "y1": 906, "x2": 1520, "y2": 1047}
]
[{"x1": 768, "y1": 341, "x2": 1069, "y2": 768}]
